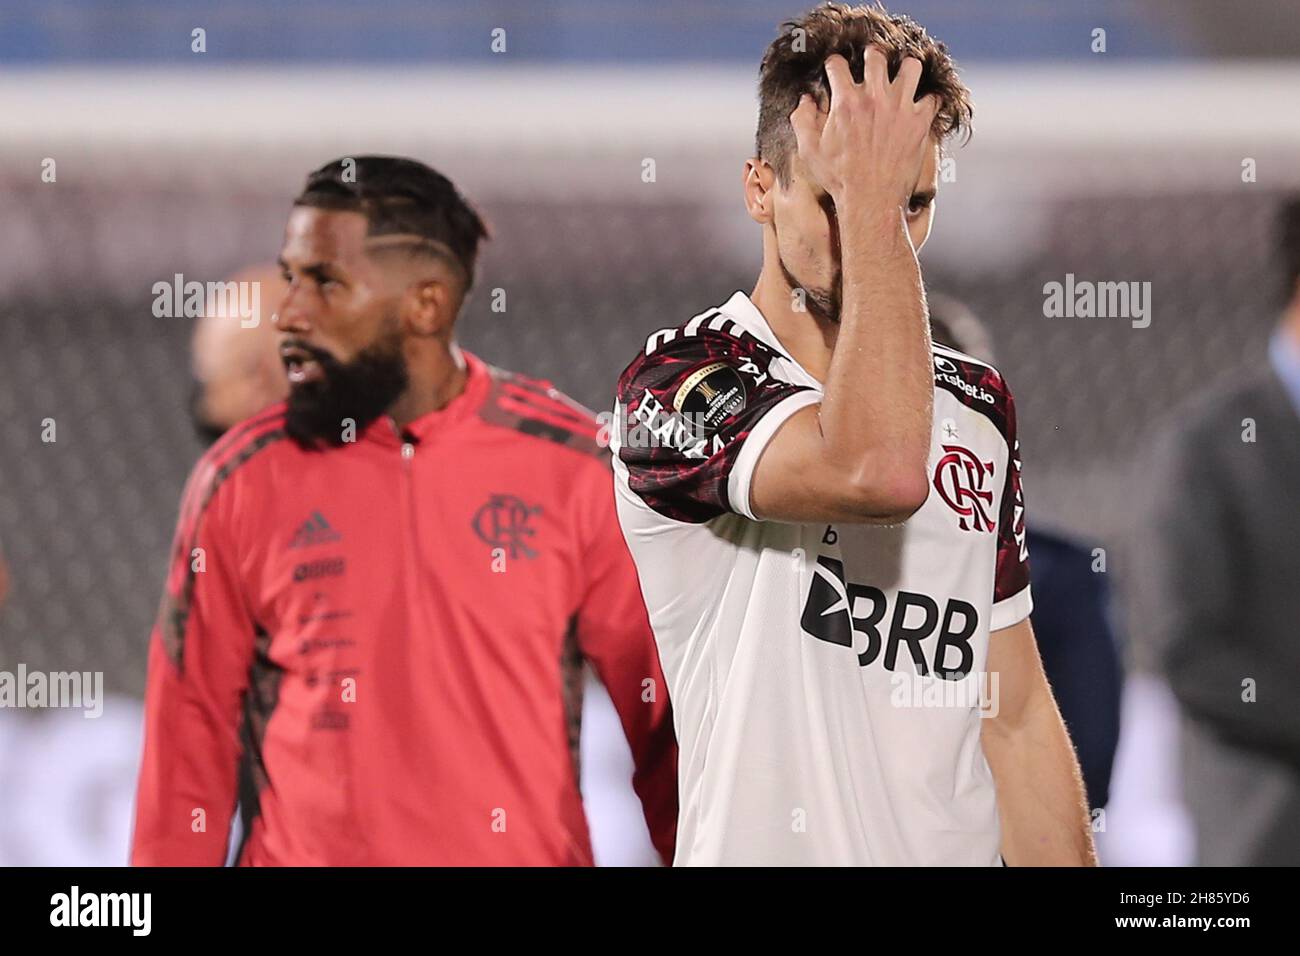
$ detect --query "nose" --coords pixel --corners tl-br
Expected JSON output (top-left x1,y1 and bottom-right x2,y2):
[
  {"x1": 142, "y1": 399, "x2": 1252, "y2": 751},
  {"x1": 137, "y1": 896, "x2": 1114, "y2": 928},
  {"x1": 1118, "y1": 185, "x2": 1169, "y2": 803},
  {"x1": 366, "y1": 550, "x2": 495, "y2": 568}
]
[{"x1": 274, "y1": 281, "x2": 311, "y2": 335}]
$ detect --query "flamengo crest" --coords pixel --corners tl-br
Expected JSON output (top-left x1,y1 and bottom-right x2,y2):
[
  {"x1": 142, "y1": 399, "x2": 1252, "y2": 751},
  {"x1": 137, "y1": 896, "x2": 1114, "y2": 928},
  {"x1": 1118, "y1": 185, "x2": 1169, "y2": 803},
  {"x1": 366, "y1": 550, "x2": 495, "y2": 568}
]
[{"x1": 932, "y1": 444, "x2": 996, "y2": 533}]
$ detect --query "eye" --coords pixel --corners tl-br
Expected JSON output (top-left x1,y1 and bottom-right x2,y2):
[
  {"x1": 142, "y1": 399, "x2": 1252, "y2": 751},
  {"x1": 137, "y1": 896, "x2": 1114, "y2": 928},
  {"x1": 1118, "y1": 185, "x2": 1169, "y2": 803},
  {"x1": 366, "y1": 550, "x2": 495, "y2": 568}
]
[{"x1": 907, "y1": 195, "x2": 933, "y2": 217}]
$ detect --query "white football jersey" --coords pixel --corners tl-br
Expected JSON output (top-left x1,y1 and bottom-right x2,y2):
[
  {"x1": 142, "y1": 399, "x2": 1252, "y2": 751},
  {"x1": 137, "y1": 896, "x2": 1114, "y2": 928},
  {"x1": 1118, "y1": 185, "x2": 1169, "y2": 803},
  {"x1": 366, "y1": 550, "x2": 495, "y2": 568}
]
[{"x1": 611, "y1": 291, "x2": 1032, "y2": 866}]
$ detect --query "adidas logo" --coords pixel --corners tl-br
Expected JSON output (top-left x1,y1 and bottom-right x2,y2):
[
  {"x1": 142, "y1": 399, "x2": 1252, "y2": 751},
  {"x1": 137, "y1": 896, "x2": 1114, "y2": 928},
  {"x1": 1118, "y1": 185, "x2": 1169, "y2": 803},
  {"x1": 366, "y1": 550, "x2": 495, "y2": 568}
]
[{"x1": 289, "y1": 510, "x2": 342, "y2": 549}]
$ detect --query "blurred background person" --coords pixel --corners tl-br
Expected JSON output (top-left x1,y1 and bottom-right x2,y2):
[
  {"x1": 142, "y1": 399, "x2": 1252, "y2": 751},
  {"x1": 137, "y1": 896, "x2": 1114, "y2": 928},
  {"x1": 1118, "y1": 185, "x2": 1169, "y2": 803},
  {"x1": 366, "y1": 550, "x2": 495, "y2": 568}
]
[
  {"x1": 928, "y1": 293, "x2": 1123, "y2": 813},
  {"x1": 1132, "y1": 196, "x2": 1300, "y2": 866},
  {"x1": 189, "y1": 264, "x2": 289, "y2": 444}
]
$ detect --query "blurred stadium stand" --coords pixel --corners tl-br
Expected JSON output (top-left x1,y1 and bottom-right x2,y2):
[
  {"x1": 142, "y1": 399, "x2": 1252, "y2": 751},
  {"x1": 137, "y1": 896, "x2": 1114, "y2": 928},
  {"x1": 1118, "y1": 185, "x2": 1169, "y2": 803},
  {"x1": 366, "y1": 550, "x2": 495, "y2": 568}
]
[{"x1": 0, "y1": 0, "x2": 1196, "y2": 64}]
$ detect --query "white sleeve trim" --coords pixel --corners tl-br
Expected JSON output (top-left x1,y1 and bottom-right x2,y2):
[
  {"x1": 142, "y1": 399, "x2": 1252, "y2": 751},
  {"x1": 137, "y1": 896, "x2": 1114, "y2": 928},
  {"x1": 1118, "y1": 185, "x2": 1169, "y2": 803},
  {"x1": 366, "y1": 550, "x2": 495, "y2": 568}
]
[
  {"x1": 990, "y1": 584, "x2": 1034, "y2": 633},
  {"x1": 726, "y1": 389, "x2": 821, "y2": 521}
]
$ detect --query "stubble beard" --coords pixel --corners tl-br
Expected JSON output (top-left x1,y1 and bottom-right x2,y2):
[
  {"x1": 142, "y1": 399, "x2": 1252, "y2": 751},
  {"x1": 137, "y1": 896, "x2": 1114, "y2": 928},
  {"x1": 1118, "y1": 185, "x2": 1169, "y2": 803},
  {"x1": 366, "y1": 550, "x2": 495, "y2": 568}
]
[{"x1": 778, "y1": 255, "x2": 842, "y2": 327}]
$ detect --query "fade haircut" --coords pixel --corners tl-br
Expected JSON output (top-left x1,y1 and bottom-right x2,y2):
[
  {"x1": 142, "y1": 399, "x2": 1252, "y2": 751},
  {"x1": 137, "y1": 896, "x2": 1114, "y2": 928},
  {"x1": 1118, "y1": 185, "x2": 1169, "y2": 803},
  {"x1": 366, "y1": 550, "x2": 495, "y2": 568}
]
[
  {"x1": 293, "y1": 155, "x2": 490, "y2": 288},
  {"x1": 756, "y1": 2, "x2": 973, "y2": 185}
]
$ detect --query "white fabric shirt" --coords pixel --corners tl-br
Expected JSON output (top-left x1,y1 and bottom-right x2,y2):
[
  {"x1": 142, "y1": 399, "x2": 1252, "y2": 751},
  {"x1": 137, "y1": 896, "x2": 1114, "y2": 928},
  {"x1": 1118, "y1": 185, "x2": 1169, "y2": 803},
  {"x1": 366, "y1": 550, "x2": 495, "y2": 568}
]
[{"x1": 611, "y1": 291, "x2": 1032, "y2": 866}]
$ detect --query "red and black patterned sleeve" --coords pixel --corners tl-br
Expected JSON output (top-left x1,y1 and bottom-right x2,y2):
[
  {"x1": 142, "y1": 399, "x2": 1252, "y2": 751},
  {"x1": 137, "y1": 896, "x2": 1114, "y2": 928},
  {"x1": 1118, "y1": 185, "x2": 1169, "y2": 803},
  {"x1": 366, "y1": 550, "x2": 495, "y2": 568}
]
[
  {"x1": 991, "y1": 381, "x2": 1032, "y2": 630},
  {"x1": 614, "y1": 327, "x2": 819, "y2": 523}
]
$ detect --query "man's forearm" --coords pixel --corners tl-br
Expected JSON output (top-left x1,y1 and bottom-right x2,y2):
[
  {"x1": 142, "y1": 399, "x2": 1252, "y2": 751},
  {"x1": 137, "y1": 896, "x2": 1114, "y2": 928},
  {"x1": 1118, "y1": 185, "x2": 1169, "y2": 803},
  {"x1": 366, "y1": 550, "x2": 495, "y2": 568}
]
[
  {"x1": 983, "y1": 693, "x2": 1098, "y2": 866},
  {"x1": 819, "y1": 201, "x2": 933, "y2": 493}
]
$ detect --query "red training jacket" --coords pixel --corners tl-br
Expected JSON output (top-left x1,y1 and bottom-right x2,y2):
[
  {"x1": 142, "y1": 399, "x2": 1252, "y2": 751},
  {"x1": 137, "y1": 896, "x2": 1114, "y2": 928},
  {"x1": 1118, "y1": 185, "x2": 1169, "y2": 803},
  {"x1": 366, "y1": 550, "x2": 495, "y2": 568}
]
[{"x1": 132, "y1": 351, "x2": 677, "y2": 865}]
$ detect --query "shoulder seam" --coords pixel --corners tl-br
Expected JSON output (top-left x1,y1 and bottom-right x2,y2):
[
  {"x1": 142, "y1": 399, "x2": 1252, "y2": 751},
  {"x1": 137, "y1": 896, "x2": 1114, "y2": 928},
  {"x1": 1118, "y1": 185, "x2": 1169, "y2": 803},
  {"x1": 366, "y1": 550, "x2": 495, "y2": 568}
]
[
  {"x1": 485, "y1": 363, "x2": 600, "y2": 420},
  {"x1": 932, "y1": 342, "x2": 1000, "y2": 375},
  {"x1": 188, "y1": 425, "x2": 287, "y2": 535},
  {"x1": 477, "y1": 412, "x2": 608, "y2": 463},
  {"x1": 479, "y1": 373, "x2": 606, "y2": 463},
  {"x1": 206, "y1": 404, "x2": 288, "y2": 461},
  {"x1": 498, "y1": 382, "x2": 597, "y2": 427}
]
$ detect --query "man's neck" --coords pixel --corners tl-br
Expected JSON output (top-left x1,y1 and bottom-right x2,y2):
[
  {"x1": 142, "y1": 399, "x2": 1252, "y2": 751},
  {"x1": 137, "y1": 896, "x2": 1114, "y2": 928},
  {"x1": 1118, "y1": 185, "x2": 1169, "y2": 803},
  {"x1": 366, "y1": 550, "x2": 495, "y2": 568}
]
[
  {"x1": 750, "y1": 265, "x2": 838, "y2": 383},
  {"x1": 386, "y1": 341, "x2": 469, "y2": 431}
]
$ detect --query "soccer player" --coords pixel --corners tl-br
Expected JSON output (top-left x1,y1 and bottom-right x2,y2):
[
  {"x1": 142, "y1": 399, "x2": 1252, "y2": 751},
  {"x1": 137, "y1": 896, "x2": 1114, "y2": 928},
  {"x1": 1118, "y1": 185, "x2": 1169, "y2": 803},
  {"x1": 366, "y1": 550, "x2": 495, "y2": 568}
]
[
  {"x1": 611, "y1": 3, "x2": 1095, "y2": 865},
  {"x1": 132, "y1": 156, "x2": 677, "y2": 865}
]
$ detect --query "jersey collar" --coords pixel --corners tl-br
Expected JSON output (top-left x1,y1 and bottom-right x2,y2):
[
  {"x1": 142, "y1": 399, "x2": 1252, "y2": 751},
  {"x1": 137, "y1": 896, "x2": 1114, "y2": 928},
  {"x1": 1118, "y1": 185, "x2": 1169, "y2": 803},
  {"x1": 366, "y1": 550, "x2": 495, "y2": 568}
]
[
  {"x1": 719, "y1": 290, "x2": 817, "y2": 381},
  {"x1": 364, "y1": 349, "x2": 489, "y2": 447}
]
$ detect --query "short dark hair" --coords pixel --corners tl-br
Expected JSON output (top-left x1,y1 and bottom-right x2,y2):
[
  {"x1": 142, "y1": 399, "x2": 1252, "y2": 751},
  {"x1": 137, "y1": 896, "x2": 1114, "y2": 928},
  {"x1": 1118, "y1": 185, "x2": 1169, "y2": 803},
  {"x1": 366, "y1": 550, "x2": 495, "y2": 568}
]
[
  {"x1": 294, "y1": 155, "x2": 490, "y2": 287},
  {"x1": 1279, "y1": 194, "x2": 1300, "y2": 303},
  {"x1": 756, "y1": 2, "x2": 973, "y2": 185}
]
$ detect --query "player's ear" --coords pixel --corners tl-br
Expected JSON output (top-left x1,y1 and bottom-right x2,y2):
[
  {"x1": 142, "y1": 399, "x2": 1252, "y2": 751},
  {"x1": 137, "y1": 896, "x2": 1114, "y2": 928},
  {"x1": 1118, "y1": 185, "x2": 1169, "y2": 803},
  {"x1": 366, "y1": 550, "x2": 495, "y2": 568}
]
[
  {"x1": 405, "y1": 278, "x2": 456, "y2": 337},
  {"x1": 743, "y1": 158, "x2": 777, "y2": 226}
]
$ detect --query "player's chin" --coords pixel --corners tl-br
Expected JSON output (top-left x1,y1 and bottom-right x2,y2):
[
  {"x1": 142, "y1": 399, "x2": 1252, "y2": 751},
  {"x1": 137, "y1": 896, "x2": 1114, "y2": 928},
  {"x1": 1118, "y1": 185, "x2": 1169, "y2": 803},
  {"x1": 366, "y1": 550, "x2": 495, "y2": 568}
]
[
  {"x1": 286, "y1": 375, "x2": 322, "y2": 397},
  {"x1": 284, "y1": 393, "x2": 349, "y2": 448},
  {"x1": 284, "y1": 377, "x2": 336, "y2": 419}
]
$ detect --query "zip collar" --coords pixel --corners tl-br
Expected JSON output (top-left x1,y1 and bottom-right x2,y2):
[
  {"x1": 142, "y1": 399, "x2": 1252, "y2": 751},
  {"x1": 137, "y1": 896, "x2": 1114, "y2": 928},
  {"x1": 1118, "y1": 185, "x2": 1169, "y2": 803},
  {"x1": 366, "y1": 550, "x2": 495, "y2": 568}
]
[{"x1": 363, "y1": 349, "x2": 490, "y2": 448}]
